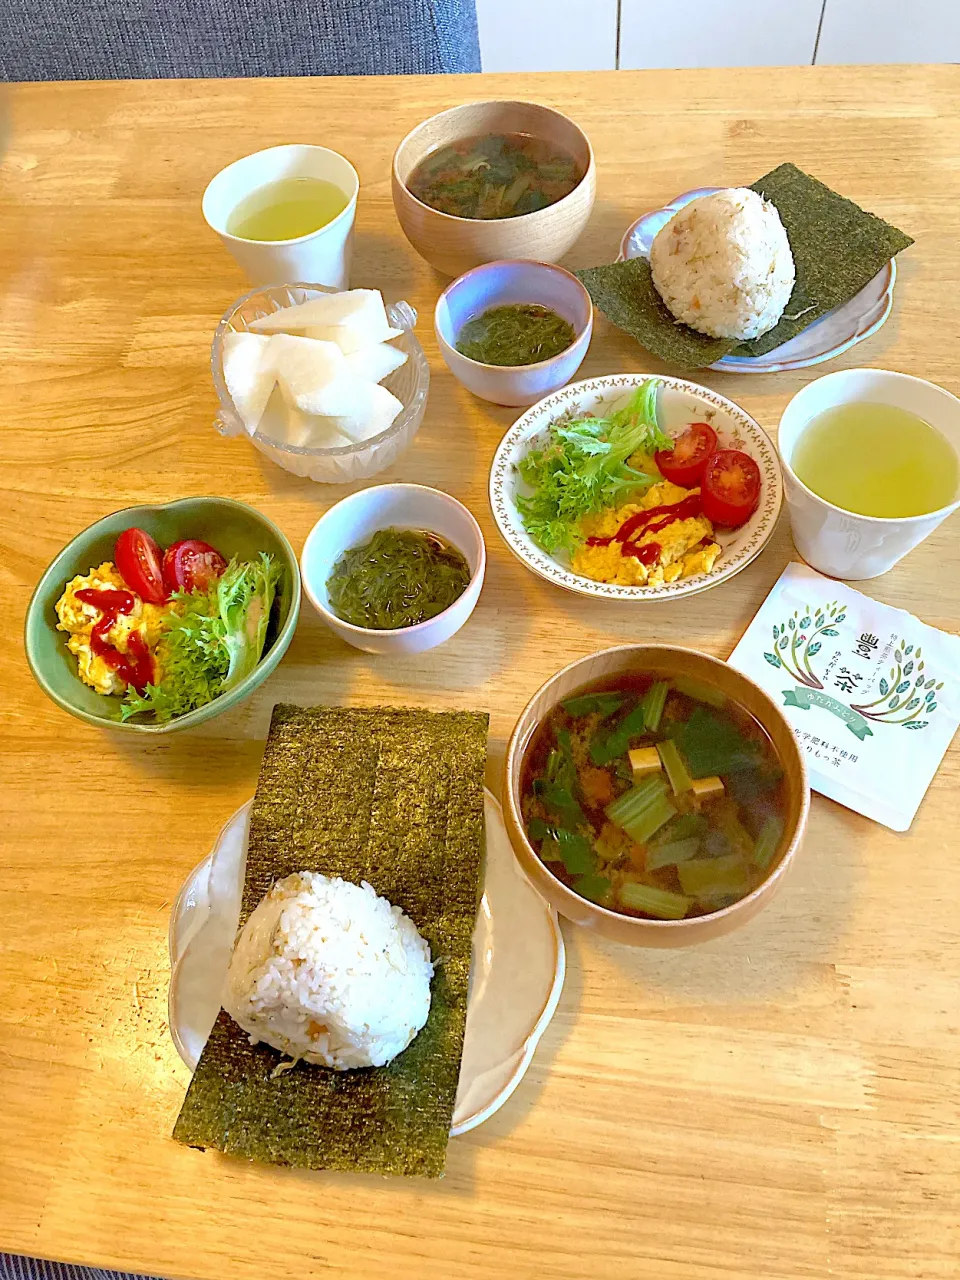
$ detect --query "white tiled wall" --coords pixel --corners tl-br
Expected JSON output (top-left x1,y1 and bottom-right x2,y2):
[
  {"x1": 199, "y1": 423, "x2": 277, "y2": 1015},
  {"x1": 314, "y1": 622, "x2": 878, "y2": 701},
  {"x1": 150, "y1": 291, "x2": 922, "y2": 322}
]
[{"x1": 478, "y1": 0, "x2": 960, "y2": 71}]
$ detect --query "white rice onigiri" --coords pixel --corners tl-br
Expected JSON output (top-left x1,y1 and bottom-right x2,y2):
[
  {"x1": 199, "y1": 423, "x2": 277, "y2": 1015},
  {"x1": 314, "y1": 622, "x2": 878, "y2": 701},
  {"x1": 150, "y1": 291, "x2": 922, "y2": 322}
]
[
  {"x1": 649, "y1": 187, "x2": 795, "y2": 341},
  {"x1": 223, "y1": 871, "x2": 434, "y2": 1070}
]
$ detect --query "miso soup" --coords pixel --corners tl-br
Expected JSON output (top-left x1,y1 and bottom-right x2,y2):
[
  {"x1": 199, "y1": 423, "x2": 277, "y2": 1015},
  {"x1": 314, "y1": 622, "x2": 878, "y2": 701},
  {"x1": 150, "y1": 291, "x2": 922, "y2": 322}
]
[
  {"x1": 406, "y1": 132, "x2": 583, "y2": 220},
  {"x1": 520, "y1": 671, "x2": 788, "y2": 920}
]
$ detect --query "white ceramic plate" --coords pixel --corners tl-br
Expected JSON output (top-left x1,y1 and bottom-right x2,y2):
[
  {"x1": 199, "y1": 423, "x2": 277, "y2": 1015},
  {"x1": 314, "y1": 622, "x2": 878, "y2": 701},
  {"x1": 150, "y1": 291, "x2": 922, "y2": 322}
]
[
  {"x1": 167, "y1": 789, "x2": 564, "y2": 1137},
  {"x1": 489, "y1": 374, "x2": 782, "y2": 602},
  {"x1": 618, "y1": 187, "x2": 897, "y2": 374}
]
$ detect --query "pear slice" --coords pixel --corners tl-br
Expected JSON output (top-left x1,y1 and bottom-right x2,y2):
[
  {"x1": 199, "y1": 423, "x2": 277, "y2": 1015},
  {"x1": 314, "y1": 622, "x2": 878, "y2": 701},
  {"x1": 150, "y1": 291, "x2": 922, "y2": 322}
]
[
  {"x1": 301, "y1": 322, "x2": 402, "y2": 355},
  {"x1": 325, "y1": 383, "x2": 404, "y2": 444},
  {"x1": 344, "y1": 341, "x2": 408, "y2": 384},
  {"x1": 221, "y1": 331, "x2": 275, "y2": 434},
  {"x1": 257, "y1": 387, "x2": 351, "y2": 449},
  {"x1": 266, "y1": 333, "x2": 357, "y2": 416},
  {"x1": 249, "y1": 289, "x2": 389, "y2": 337}
]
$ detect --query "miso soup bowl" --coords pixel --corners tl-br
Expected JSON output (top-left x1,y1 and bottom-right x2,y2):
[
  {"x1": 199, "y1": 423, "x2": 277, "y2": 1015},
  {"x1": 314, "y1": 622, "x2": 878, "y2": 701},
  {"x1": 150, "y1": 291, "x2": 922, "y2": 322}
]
[
  {"x1": 503, "y1": 644, "x2": 810, "y2": 947},
  {"x1": 392, "y1": 100, "x2": 596, "y2": 278}
]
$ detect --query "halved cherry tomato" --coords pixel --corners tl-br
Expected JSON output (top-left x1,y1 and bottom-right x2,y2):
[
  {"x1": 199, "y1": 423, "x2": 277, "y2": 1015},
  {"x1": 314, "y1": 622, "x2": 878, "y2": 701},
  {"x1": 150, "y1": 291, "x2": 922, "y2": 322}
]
[
  {"x1": 115, "y1": 528, "x2": 167, "y2": 604},
  {"x1": 162, "y1": 539, "x2": 227, "y2": 594},
  {"x1": 700, "y1": 449, "x2": 762, "y2": 527},
  {"x1": 654, "y1": 422, "x2": 718, "y2": 488}
]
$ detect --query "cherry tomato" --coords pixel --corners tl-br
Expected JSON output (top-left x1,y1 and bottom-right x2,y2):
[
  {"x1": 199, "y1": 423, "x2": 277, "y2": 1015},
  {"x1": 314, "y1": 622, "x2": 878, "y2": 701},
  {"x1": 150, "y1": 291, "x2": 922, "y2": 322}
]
[
  {"x1": 115, "y1": 528, "x2": 167, "y2": 604},
  {"x1": 654, "y1": 422, "x2": 718, "y2": 488},
  {"x1": 162, "y1": 539, "x2": 227, "y2": 594},
  {"x1": 700, "y1": 449, "x2": 762, "y2": 527}
]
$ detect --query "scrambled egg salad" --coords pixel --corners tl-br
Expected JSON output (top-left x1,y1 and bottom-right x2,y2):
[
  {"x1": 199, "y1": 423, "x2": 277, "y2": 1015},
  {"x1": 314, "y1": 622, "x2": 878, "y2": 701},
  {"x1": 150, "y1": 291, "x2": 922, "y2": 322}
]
[
  {"x1": 55, "y1": 562, "x2": 165, "y2": 695},
  {"x1": 572, "y1": 479, "x2": 722, "y2": 587}
]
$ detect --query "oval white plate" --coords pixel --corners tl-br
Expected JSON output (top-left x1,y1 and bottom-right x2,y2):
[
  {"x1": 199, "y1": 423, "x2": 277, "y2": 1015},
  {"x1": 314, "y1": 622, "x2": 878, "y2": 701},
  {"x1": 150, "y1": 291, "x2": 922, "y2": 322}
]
[
  {"x1": 618, "y1": 187, "x2": 896, "y2": 374},
  {"x1": 167, "y1": 789, "x2": 564, "y2": 1138},
  {"x1": 489, "y1": 374, "x2": 782, "y2": 602}
]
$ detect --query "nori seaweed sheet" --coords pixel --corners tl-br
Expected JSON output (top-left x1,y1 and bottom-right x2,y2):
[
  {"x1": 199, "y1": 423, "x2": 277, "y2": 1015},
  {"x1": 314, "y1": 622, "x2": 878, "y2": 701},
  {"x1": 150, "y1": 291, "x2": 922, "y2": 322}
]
[
  {"x1": 173, "y1": 704, "x2": 489, "y2": 1178},
  {"x1": 736, "y1": 162, "x2": 914, "y2": 356},
  {"x1": 576, "y1": 256, "x2": 736, "y2": 368},
  {"x1": 576, "y1": 162, "x2": 913, "y2": 369}
]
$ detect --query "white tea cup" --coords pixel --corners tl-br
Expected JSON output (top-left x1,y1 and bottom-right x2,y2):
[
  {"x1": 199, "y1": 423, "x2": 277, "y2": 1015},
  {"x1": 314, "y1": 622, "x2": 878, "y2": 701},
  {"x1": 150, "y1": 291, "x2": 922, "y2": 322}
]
[
  {"x1": 778, "y1": 368, "x2": 960, "y2": 580},
  {"x1": 202, "y1": 144, "x2": 359, "y2": 288}
]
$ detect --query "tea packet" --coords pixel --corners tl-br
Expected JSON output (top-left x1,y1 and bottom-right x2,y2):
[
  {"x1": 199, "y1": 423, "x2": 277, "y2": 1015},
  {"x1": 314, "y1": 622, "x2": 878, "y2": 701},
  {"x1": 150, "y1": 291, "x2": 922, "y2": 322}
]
[{"x1": 728, "y1": 563, "x2": 960, "y2": 831}]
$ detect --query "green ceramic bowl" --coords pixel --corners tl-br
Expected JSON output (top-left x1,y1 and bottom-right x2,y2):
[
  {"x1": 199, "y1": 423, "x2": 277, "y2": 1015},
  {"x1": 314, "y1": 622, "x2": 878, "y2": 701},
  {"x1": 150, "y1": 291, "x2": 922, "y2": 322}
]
[{"x1": 25, "y1": 496, "x2": 301, "y2": 735}]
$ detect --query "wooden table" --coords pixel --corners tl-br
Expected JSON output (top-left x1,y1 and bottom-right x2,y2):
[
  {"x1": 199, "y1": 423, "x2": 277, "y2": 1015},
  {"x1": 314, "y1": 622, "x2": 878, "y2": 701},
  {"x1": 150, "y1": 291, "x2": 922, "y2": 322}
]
[{"x1": 1, "y1": 66, "x2": 958, "y2": 1280}]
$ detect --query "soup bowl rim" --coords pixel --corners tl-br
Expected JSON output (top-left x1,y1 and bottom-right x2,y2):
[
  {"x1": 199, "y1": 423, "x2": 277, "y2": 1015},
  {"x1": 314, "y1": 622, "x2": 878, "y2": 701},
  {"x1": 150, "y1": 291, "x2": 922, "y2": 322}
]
[
  {"x1": 504, "y1": 643, "x2": 810, "y2": 935},
  {"x1": 392, "y1": 99, "x2": 596, "y2": 227}
]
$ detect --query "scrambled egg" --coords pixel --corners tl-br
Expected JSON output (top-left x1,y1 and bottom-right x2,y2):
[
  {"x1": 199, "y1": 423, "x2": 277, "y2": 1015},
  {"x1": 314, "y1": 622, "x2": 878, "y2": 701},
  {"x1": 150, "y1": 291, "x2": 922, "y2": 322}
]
[
  {"x1": 55, "y1": 562, "x2": 165, "y2": 696},
  {"x1": 572, "y1": 481, "x2": 722, "y2": 587}
]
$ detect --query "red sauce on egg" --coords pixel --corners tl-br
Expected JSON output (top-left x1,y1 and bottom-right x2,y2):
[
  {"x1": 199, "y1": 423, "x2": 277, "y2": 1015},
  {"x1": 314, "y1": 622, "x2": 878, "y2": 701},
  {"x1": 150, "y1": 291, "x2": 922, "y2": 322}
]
[
  {"x1": 585, "y1": 494, "x2": 702, "y2": 566},
  {"x1": 75, "y1": 588, "x2": 154, "y2": 692}
]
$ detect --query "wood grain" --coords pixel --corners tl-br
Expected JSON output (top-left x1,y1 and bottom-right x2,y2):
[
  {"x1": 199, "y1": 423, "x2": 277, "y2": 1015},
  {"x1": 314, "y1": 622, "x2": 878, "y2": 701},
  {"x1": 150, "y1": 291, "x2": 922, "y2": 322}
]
[{"x1": 1, "y1": 66, "x2": 959, "y2": 1280}]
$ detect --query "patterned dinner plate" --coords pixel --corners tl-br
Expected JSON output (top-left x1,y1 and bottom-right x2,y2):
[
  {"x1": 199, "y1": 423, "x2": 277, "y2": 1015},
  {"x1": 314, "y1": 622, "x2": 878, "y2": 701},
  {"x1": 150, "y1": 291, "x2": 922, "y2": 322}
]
[
  {"x1": 489, "y1": 374, "x2": 782, "y2": 603},
  {"x1": 618, "y1": 187, "x2": 897, "y2": 375}
]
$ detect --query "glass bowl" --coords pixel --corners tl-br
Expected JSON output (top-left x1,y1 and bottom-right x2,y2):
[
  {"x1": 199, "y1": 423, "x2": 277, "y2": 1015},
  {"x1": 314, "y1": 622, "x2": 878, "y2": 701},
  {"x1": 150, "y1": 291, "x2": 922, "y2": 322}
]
[{"x1": 211, "y1": 282, "x2": 430, "y2": 483}]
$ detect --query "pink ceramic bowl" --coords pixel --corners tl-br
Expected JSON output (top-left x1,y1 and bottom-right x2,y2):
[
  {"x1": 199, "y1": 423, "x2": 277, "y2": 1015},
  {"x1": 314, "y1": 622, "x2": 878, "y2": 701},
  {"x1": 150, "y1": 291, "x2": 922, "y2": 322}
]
[{"x1": 435, "y1": 259, "x2": 593, "y2": 407}]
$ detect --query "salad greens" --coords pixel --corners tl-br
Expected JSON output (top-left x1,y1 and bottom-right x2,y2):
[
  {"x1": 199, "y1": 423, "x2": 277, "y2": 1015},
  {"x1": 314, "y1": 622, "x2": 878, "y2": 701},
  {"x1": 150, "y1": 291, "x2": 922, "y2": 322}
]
[
  {"x1": 122, "y1": 554, "x2": 282, "y2": 722},
  {"x1": 515, "y1": 379, "x2": 671, "y2": 554}
]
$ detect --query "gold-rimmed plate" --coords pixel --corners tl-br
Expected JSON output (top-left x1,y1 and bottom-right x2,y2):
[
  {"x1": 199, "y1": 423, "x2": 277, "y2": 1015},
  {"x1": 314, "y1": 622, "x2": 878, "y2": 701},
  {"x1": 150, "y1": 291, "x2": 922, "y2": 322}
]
[{"x1": 489, "y1": 374, "x2": 782, "y2": 602}]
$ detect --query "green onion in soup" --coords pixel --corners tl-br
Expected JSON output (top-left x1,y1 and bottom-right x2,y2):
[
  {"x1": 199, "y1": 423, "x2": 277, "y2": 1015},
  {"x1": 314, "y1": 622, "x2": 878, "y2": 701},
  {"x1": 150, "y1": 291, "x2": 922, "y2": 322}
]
[
  {"x1": 406, "y1": 132, "x2": 583, "y2": 220},
  {"x1": 520, "y1": 672, "x2": 788, "y2": 920}
]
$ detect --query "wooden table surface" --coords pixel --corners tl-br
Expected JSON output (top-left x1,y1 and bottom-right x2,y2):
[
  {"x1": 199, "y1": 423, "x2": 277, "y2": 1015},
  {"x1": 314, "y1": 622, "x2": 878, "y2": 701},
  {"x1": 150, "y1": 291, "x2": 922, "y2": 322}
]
[{"x1": 1, "y1": 65, "x2": 959, "y2": 1280}]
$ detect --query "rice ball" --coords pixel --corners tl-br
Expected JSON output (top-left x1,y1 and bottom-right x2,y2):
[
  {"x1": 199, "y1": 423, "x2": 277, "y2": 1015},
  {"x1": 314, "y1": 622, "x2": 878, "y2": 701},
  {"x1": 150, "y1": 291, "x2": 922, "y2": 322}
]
[
  {"x1": 649, "y1": 188, "x2": 795, "y2": 341},
  {"x1": 223, "y1": 871, "x2": 433, "y2": 1070}
]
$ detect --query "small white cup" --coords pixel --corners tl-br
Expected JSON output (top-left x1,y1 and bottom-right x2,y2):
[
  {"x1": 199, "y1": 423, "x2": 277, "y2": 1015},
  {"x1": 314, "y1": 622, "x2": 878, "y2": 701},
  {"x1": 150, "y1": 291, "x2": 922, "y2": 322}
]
[
  {"x1": 202, "y1": 144, "x2": 359, "y2": 288},
  {"x1": 778, "y1": 368, "x2": 960, "y2": 580},
  {"x1": 301, "y1": 484, "x2": 486, "y2": 655}
]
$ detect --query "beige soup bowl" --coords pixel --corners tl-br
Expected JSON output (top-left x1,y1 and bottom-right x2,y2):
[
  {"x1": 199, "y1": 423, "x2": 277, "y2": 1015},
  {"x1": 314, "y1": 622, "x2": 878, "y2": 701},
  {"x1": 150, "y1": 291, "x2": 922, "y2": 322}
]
[
  {"x1": 503, "y1": 645, "x2": 810, "y2": 947},
  {"x1": 392, "y1": 100, "x2": 596, "y2": 278}
]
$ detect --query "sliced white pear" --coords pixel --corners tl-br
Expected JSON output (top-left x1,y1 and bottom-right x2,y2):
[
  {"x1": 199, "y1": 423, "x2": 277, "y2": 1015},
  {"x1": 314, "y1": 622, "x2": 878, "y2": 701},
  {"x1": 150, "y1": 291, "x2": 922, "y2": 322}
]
[
  {"x1": 325, "y1": 383, "x2": 404, "y2": 444},
  {"x1": 344, "y1": 341, "x2": 408, "y2": 383},
  {"x1": 301, "y1": 322, "x2": 402, "y2": 355},
  {"x1": 257, "y1": 387, "x2": 351, "y2": 449},
  {"x1": 296, "y1": 414, "x2": 355, "y2": 449},
  {"x1": 266, "y1": 332, "x2": 345, "y2": 385},
  {"x1": 256, "y1": 385, "x2": 306, "y2": 445},
  {"x1": 221, "y1": 331, "x2": 275, "y2": 434},
  {"x1": 248, "y1": 289, "x2": 388, "y2": 336}
]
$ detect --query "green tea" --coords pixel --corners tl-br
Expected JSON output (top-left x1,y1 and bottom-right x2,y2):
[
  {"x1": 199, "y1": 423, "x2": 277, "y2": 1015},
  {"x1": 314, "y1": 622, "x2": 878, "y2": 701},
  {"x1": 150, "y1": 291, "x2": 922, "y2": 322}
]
[
  {"x1": 791, "y1": 402, "x2": 959, "y2": 518},
  {"x1": 227, "y1": 177, "x2": 348, "y2": 241}
]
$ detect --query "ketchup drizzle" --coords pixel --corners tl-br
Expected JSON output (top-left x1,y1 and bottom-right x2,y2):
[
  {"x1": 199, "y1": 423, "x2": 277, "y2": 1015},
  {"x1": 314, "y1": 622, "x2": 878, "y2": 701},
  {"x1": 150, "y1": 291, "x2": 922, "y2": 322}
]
[
  {"x1": 75, "y1": 588, "x2": 154, "y2": 692},
  {"x1": 585, "y1": 493, "x2": 702, "y2": 566}
]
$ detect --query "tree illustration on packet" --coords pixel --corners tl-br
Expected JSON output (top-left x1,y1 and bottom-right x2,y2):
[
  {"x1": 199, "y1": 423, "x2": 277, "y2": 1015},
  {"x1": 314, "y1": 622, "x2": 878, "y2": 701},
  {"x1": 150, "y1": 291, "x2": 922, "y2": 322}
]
[{"x1": 763, "y1": 601, "x2": 943, "y2": 739}]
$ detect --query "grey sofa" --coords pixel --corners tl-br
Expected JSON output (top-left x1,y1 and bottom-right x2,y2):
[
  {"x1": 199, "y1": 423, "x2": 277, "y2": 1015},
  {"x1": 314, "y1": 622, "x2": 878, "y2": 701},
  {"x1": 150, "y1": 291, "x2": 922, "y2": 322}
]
[
  {"x1": 0, "y1": 0, "x2": 481, "y2": 79},
  {"x1": 0, "y1": 1259, "x2": 162, "y2": 1280}
]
